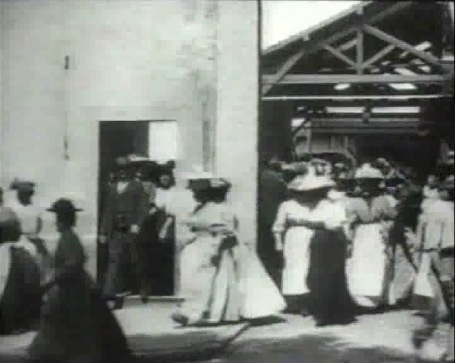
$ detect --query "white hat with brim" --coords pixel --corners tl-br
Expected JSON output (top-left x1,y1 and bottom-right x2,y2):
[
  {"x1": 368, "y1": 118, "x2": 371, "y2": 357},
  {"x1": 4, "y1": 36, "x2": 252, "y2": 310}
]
[
  {"x1": 354, "y1": 164, "x2": 384, "y2": 180},
  {"x1": 287, "y1": 174, "x2": 335, "y2": 192}
]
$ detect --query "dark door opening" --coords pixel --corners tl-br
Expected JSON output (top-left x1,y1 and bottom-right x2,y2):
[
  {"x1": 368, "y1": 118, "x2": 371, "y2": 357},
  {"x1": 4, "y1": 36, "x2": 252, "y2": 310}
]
[
  {"x1": 97, "y1": 121, "x2": 149, "y2": 285},
  {"x1": 98, "y1": 120, "x2": 178, "y2": 297}
]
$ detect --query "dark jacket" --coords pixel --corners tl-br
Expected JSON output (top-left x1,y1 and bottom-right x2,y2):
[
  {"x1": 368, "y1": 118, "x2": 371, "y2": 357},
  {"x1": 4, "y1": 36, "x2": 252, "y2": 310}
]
[
  {"x1": 29, "y1": 229, "x2": 131, "y2": 362},
  {"x1": 100, "y1": 180, "x2": 149, "y2": 236}
]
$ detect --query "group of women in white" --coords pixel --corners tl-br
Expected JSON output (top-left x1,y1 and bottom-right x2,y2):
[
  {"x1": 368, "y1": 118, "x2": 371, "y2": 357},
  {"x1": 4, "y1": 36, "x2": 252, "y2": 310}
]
[
  {"x1": 269, "y1": 158, "x2": 454, "y2": 330},
  {"x1": 172, "y1": 161, "x2": 400, "y2": 327}
]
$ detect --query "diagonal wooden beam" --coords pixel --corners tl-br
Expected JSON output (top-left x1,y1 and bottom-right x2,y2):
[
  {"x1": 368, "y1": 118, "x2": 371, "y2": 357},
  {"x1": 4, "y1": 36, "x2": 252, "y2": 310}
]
[
  {"x1": 261, "y1": 49, "x2": 305, "y2": 95},
  {"x1": 323, "y1": 45, "x2": 356, "y2": 67},
  {"x1": 362, "y1": 45, "x2": 396, "y2": 69},
  {"x1": 339, "y1": 38, "x2": 357, "y2": 51},
  {"x1": 363, "y1": 24, "x2": 444, "y2": 70}
]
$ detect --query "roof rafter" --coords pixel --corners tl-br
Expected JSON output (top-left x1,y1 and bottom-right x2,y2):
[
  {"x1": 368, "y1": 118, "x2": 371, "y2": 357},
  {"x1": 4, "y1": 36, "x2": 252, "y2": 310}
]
[
  {"x1": 262, "y1": 74, "x2": 449, "y2": 85},
  {"x1": 323, "y1": 45, "x2": 356, "y2": 67},
  {"x1": 361, "y1": 44, "x2": 396, "y2": 69},
  {"x1": 262, "y1": 2, "x2": 414, "y2": 95}
]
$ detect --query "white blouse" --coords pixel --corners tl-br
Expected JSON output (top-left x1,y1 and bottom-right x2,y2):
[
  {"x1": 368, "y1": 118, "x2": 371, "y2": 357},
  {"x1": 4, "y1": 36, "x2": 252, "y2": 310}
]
[
  {"x1": 272, "y1": 200, "x2": 312, "y2": 234},
  {"x1": 10, "y1": 201, "x2": 42, "y2": 237}
]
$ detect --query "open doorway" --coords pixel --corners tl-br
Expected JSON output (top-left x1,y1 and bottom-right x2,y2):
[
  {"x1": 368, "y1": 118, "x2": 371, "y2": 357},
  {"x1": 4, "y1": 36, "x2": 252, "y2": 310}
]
[{"x1": 97, "y1": 120, "x2": 179, "y2": 296}]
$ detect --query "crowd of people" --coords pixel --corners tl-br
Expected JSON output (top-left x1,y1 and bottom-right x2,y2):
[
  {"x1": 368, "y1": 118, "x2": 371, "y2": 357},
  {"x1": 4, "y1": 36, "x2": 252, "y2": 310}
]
[
  {"x1": 260, "y1": 154, "x2": 454, "y2": 361},
  {"x1": 0, "y1": 152, "x2": 453, "y2": 362}
]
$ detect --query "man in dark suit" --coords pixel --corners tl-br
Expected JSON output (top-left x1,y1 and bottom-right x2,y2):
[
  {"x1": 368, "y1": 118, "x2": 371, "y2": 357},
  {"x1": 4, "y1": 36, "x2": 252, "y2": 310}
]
[{"x1": 99, "y1": 157, "x2": 149, "y2": 308}]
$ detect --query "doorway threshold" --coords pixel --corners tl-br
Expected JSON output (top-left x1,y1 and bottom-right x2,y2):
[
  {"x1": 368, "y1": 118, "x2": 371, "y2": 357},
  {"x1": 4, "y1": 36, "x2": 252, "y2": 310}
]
[{"x1": 126, "y1": 295, "x2": 185, "y2": 303}]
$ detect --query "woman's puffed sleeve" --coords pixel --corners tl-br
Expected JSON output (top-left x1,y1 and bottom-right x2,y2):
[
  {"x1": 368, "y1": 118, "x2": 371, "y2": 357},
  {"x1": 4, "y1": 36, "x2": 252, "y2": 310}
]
[{"x1": 272, "y1": 202, "x2": 288, "y2": 234}]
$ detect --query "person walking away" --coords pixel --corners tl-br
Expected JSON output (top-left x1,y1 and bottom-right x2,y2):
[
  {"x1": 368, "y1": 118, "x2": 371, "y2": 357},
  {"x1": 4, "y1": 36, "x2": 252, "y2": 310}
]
[
  {"x1": 100, "y1": 156, "x2": 149, "y2": 309},
  {"x1": 28, "y1": 198, "x2": 132, "y2": 363},
  {"x1": 272, "y1": 167, "x2": 316, "y2": 315},
  {"x1": 411, "y1": 176, "x2": 454, "y2": 362},
  {"x1": 259, "y1": 156, "x2": 287, "y2": 287},
  {"x1": 347, "y1": 164, "x2": 397, "y2": 309},
  {"x1": 0, "y1": 206, "x2": 42, "y2": 335},
  {"x1": 9, "y1": 179, "x2": 51, "y2": 280}
]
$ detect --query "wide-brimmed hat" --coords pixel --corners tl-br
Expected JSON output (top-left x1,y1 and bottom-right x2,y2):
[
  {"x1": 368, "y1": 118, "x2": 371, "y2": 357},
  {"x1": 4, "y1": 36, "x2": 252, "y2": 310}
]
[
  {"x1": 287, "y1": 174, "x2": 335, "y2": 192},
  {"x1": 354, "y1": 164, "x2": 384, "y2": 180},
  {"x1": 10, "y1": 178, "x2": 35, "y2": 192},
  {"x1": 47, "y1": 199, "x2": 83, "y2": 214},
  {"x1": 183, "y1": 170, "x2": 231, "y2": 191},
  {"x1": 189, "y1": 178, "x2": 231, "y2": 191}
]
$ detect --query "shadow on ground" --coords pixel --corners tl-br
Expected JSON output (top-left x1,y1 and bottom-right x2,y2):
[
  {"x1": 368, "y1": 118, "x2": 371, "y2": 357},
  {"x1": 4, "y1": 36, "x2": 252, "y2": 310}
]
[{"x1": 215, "y1": 334, "x2": 437, "y2": 363}]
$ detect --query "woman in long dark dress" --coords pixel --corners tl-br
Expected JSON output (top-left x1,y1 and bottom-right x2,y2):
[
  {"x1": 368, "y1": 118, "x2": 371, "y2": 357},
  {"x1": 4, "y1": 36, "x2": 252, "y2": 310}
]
[
  {"x1": 0, "y1": 205, "x2": 42, "y2": 335},
  {"x1": 28, "y1": 199, "x2": 132, "y2": 363},
  {"x1": 285, "y1": 172, "x2": 357, "y2": 326}
]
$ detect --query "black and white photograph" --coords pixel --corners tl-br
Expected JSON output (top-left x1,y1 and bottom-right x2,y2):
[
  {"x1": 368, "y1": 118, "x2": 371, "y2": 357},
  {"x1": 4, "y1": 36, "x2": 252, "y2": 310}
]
[{"x1": 0, "y1": 1, "x2": 453, "y2": 362}]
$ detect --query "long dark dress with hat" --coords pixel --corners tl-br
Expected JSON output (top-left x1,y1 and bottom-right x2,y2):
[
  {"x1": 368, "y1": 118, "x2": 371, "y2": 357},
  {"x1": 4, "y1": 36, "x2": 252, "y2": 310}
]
[
  {"x1": 28, "y1": 199, "x2": 131, "y2": 363},
  {"x1": 306, "y1": 197, "x2": 357, "y2": 326}
]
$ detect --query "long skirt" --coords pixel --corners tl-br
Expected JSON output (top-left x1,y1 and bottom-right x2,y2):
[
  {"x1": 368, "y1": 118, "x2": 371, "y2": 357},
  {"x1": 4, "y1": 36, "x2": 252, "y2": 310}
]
[
  {"x1": 282, "y1": 227, "x2": 313, "y2": 296},
  {"x1": 103, "y1": 231, "x2": 142, "y2": 297},
  {"x1": 237, "y1": 244, "x2": 286, "y2": 319},
  {"x1": 348, "y1": 223, "x2": 389, "y2": 307},
  {"x1": 136, "y1": 212, "x2": 175, "y2": 296},
  {"x1": 0, "y1": 247, "x2": 41, "y2": 335},
  {"x1": 177, "y1": 237, "x2": 241, "y2": 325},
  {"x1": 307, "y1": 230, "x2": 356, "y2": 325},
  {"x1": 28, "y1": 272, "x2": 131, "y2": 363}
]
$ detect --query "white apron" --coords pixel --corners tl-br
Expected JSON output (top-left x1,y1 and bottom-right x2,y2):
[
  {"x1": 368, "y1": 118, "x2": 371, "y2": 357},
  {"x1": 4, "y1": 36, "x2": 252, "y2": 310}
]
[
  {"x1": 272, "y1": 200, "x2": 314, "y2": 296},
  {"x1": 348, "y1": 223, "x2": 387, "y2": 306},
  {"x1": 282, "y1": 227, "x2": 313, "y2": 295}
]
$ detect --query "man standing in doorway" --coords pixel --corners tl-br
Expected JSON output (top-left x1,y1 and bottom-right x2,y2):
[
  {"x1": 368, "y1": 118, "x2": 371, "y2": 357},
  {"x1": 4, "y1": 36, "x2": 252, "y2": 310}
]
[
  {"x1": 99, "y1": 156, "x2": 149, "y2": 309},
  {"x1": 258, "y1": 155, "x2": 287, "y2": 288}
]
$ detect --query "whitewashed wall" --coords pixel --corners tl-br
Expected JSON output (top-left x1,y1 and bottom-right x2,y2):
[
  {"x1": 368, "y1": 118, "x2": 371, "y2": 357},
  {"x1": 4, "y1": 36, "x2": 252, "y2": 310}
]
[
  {"x1": 215, "y1": 0, "x2": 259, "y2": 246},
  {"x1": 0, "y1": 0, "x2": 259, "y2": 276},
  {"x1": 0, "y1": 0, "x2": 217, "y2": 276}
]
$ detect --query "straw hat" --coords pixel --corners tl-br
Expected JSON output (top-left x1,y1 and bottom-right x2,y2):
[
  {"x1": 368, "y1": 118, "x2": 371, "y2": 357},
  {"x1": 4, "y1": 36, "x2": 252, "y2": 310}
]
[
  {"x1": 287, "y1": 173, "x2": 335, "y2": 192},
  {"x1": 354, "y1": 163, "x2": 384, "y2": 180}
]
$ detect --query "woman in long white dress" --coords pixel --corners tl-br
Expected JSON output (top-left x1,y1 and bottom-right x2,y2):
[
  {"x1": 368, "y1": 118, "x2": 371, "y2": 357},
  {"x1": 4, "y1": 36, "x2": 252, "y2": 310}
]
[
  {"x1": 347, "y1": 164, "x2": 396, "y2": 309},
  {"x1": 272, "y1": 169, "x2": 317, "y2": 314},
  {"x1": 173, "y1": 174, "x2": 285, "y2": 326}
]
